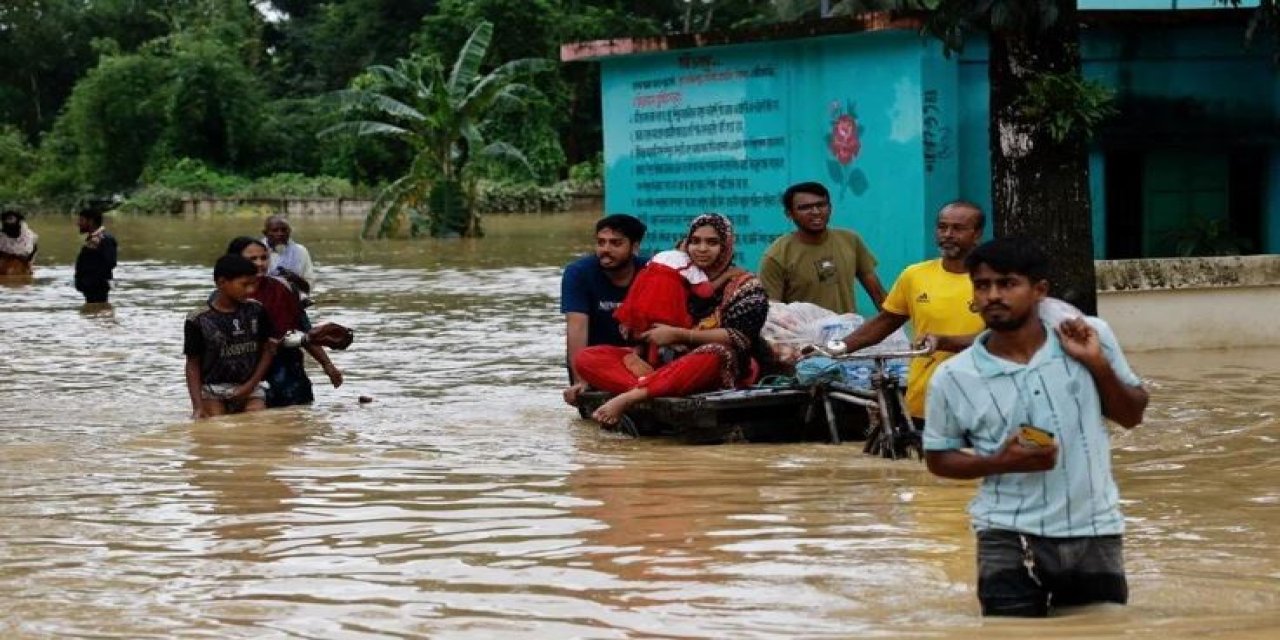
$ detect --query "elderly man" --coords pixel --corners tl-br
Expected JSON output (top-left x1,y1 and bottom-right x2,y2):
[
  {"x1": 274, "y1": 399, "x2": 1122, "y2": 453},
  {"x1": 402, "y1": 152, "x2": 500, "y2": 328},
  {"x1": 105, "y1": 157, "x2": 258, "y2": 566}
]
[
  {"x1": 836, "y1": 201, "x2": 987, "y2": 428},
  {"x1": 263, "y1": 215, "x2": 315, "y2": 295},
  {"x1": 0, "y1": 209, "x2": 38, "y2": 276}
]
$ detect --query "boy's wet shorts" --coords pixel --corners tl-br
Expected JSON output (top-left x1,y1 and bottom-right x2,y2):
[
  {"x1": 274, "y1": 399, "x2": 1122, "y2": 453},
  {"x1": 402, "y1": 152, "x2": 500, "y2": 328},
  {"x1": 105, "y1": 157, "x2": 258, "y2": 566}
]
[
  {"x1": 201, "y1": 382, "x2": 267, "y2": 403},
  {"x1": 976, "y1": 528, "x2": 1128, "y2": 617}
]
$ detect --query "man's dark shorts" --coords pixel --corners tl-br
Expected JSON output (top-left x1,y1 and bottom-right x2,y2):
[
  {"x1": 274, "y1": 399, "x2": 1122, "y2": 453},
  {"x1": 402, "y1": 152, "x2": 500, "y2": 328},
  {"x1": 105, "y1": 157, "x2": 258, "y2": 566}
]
[{"x1": 976, "y1": 529, "x2": 1128, "y2": 617}]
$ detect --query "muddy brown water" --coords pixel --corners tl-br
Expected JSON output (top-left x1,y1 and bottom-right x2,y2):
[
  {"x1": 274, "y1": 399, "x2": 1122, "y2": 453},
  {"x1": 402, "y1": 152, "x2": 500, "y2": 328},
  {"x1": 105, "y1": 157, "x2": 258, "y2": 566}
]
[{"x1": 1, "y1": 213, "x2": 1277, "y2": 638}]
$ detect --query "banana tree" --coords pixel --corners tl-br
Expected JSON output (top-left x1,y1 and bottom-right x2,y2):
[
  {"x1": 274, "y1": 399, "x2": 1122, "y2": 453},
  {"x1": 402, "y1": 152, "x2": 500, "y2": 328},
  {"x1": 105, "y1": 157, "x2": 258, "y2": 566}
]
[{"x1": 323, "y1": 20, "x2": 551, "y2": 238}]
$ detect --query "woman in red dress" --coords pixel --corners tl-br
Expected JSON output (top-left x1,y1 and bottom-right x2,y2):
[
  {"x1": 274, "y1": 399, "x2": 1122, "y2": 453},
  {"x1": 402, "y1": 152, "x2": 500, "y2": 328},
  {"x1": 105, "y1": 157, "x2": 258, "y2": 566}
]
[{"x1": 573, "y1": 213, "x2": 769, "y2": 426}]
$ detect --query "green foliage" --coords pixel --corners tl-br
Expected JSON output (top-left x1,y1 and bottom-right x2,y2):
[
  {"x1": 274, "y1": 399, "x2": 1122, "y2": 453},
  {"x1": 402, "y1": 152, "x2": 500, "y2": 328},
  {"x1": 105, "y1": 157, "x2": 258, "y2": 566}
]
[
  {"x1": 268, "y1": 0, "x2": 436, "y2": 94},
  {"x1": 116, "y1": 185, "x2": 187, "y2": 215},
  {"x1": 237, "y1": 173, "x2": 363, "y2": 199},
  {"x1": 143, "y1": 158, "x2": 249, "y2": 196},
  {"x1": 567, "y1": 154, "x2": 604, "y2": 191},
  {"x1": 474, "y1": 181, "x2": 572, "y2": 214},
  {"x1": 6, "y1": 0, "x2": 782, "y2": 212},
  {"x1": 25, "y1": 127, "x2": 86, "y2": 202},
  {"x1": 1015, "y1": 72, "x2": 1117, "y2": 143},
  {"x1": 0, "y1": 126, "x2": 38, "y2": 203},
  {"x1": 44, "y1": 51, "x2": 172, "y2": 194},
  {"x1": 0, "y1": 0, "x2": 176, "y2": 138},
  {"x1": 466, "y1": 101, "x2": 567, "y2": 185},
  {"x1": 1163, "y1": 216, "x2": 1252, "y2": 257},
  {"x1": 158, "y1": 37, "x2": 265, "y2": 167},
  {"x1": 327, "y1": 20, "x2": 553, "y2": 238},
  {"x1": 118, "y1": 159, "x2": 362, "y2": 214},
  {"x1": 9, "y1": 0, "x2": 978, "y2": 217},
  {"x1": 910, "y1": 0, "x2": 1075, "y2": 55},
  {"x1": 419, "y1": 0, "x2": 567, "y2": 185},
  {"x1": 427, "y1": 180, "x2": 472, "y2": 237},
  {"x1": 26, "y1": 8, "x2": 271, "y2": 199}
]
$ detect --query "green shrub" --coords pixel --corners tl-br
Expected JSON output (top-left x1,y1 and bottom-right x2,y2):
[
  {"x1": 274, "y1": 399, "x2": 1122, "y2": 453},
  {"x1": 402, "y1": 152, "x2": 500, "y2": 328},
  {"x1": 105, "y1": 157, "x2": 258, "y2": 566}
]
[
  {"x1": 120, "y1": 159, "x2": 367, "y2": 213},
  {"x1": 236, "y1": 173, "x2": 362, "y2": 198},
  {"x1": 567, "y1": 154, "x2": 603, "y2": 192},
  {"x1": 474, "y1": 181, "x2": 571, "y2": 213},
  {"x1": 143, "y1": 158, "x2": 248, "y2": 196},
  {"x1": 116, "y1": 184, "x2": 187, "y2": 214},
  {"x1": 0, "y1": 126, "x2": 37, "y2": 203}
]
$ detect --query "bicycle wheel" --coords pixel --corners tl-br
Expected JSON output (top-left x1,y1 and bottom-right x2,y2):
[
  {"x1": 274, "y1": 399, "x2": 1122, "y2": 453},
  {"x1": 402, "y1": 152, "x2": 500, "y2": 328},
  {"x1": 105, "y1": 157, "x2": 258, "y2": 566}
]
[
  {"x1": 885, "y1": 386, "x2": 923, "y2": 460},
  {"x1": 866, "y1": 389, "x2": 898, "y2": 459},
  {"x1": 866, "y1": 385, "x2": 919, "y2": 460}
]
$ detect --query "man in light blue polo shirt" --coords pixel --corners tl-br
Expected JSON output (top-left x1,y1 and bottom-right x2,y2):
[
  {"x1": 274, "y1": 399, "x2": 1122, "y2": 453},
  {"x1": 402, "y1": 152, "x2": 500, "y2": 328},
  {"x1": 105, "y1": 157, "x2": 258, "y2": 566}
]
[{"x1": 924, "y1": 237, "x2": 1149, "y2": 617}]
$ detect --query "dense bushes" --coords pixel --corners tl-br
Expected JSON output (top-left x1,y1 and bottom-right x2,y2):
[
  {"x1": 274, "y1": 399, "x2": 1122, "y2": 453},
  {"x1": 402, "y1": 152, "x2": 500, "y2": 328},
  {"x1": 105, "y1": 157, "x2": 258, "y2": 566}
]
[
  {"x1": 0, "y1": 126, "x2": 37, "y2": 204},
  {"x1": 474, "y1": 181, "x2": 572, "y2": 214},
  {"x1": 118, "y1": 159, "x2": 367, "y2": 214},
  {"x1": 2, "y1": 1, "x2": 668, "y2": 218},
  {"x1": 115, "y1": 160, "x2": 577, "y2": 215},
  {"x1": 566, "y1": 155, "x2": 604, "y2": 192}
]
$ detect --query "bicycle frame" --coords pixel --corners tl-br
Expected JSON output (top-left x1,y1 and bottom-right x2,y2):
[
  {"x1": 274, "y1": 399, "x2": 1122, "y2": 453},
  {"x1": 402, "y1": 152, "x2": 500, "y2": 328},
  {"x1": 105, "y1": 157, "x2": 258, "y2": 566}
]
[{"x1": 804, "y1": 346, "x2": 931, "y2": 460}]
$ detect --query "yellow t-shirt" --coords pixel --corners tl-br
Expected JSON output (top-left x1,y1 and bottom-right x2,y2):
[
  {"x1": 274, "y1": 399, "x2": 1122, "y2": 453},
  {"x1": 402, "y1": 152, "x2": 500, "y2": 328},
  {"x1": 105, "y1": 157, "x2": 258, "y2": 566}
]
[{"x1": 882, "y1": 259, "x2": 985, "y2": 418}]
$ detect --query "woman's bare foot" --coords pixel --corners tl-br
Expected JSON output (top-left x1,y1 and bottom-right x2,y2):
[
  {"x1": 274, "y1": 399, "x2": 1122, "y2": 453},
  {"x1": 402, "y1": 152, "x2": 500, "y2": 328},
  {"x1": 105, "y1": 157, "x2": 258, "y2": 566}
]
[{"x1": 591, "y1": 388, "x2": 648, "y2": 426}]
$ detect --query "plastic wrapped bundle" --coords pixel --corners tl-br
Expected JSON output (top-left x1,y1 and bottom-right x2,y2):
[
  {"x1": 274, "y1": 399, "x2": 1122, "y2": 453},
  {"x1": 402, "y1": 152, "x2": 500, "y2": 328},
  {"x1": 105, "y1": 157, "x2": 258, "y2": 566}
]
[
  {"x1": 1039, "y1": 297, "x2": 1085, "y2": 328},
  {"x1": 762, "y1": 301, "x2": 863, "y2": 365},
  {"x1": 795, "y1": 356, "x2": 907, "y2": 390}
]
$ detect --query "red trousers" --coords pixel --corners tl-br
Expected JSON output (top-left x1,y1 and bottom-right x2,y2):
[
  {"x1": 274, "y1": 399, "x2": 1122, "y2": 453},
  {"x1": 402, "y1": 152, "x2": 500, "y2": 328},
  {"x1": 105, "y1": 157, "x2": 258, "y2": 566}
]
[{"x1": 573, "y1": 345, "x2": 724, "y2": 398}]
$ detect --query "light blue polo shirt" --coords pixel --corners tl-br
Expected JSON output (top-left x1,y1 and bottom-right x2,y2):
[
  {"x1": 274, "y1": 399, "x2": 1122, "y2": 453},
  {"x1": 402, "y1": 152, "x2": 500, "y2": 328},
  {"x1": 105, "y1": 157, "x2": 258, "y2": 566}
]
[{"x1": 924, "y1": 318, "x2": 1142, "y2": 538}]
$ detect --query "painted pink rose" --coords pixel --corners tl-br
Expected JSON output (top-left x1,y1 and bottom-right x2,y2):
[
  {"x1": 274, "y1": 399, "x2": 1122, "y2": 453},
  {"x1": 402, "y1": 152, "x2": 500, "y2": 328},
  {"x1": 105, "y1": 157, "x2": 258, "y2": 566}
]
[{"x1": 829, "y1": 114, "x2": 860, "y2": 165}]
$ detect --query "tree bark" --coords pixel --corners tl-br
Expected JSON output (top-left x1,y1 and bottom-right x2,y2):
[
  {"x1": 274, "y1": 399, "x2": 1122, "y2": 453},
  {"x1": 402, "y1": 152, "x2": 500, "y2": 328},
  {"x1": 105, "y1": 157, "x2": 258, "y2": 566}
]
[{"x1": 987, "y1": 4, "x2": 1098, "y2": 314}]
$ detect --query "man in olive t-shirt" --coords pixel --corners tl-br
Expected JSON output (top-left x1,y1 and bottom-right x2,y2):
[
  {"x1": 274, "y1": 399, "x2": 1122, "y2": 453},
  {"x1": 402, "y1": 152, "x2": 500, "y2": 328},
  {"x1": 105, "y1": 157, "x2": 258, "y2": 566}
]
[{"x1": 759, "y1": 181, "x2": 886, "y2": 314}]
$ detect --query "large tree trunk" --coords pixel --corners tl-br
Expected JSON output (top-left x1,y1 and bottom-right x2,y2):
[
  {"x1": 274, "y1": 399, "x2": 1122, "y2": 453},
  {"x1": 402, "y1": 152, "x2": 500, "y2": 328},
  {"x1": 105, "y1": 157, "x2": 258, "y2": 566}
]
[{"x1": 987, "y1": 5, "x2": 1098, "y2": 315}]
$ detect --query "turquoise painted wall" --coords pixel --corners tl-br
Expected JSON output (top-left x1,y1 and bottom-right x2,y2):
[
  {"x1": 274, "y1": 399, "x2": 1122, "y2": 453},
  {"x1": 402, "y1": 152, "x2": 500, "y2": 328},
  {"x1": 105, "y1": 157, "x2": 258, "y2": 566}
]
[
  {"x1": 601, "y1": 31, "x2": 959, "y2": 310},
  {"x1": 957, "y1": 26, "x2": 1277, "y2": 255},
  {"x1": 600, "y1": 18, "x2": 1277, "y2": 269}
]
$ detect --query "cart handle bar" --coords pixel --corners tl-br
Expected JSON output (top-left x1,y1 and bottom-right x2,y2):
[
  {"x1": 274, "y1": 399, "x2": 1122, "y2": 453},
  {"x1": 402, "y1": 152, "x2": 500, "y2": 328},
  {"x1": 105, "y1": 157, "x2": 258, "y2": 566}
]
[{"x1": 801, "y1": 343, "x2": 933, "y2": 361}]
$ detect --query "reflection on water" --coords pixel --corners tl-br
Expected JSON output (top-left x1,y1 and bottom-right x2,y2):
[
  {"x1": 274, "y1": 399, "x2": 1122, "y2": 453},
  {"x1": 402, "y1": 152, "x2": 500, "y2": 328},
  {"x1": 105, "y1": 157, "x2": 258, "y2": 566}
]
[{"x1": 1, "y1": 214, "x2": 1279, "y2": 638}]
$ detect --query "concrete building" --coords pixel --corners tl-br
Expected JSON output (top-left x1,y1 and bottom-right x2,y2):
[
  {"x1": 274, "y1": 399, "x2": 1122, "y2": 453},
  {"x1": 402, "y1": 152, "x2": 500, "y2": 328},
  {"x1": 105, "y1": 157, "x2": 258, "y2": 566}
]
[{"x1": 562, "y1": 5, "x2": 1279, "y2": 349}]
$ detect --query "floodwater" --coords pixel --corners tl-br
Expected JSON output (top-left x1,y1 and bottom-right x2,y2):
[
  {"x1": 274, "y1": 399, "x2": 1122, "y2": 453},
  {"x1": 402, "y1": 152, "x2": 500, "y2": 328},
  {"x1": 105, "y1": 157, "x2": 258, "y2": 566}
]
[{"x1": 1, "y1": 213, "x2": 1278, "y2": 639}]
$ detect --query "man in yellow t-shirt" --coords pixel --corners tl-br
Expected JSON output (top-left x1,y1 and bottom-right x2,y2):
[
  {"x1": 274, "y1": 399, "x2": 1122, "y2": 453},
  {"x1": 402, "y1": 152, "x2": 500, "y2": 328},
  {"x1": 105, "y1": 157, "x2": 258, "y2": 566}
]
[
  {"x1": 837, "y1": 201, "x2": 987, "y2": 423},
  {"x1": 759, "y1": 181, "x2": 886, "y2": 314}
]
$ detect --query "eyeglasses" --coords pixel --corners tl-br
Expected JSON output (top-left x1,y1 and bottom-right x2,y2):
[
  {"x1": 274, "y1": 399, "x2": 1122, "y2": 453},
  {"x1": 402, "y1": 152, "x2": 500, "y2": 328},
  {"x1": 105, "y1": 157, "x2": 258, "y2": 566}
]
[{"x1": 794, "y1": 201, "x2": 831, "y2": 213}]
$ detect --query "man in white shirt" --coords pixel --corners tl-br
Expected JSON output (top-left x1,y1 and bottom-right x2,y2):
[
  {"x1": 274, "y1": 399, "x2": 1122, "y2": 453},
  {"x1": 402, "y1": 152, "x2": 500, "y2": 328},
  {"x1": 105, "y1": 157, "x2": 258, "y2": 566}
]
[{"x1": 263, "y1": 215, "x2": 316, "y2": 295}]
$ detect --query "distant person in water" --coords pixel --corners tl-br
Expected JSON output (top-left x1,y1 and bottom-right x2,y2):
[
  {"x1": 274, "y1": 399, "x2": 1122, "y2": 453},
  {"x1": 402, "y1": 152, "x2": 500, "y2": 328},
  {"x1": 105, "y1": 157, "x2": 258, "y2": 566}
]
[
  {"x1": 74, "y1": 207, "x2": 118, "y2": 303},
  {"x1": 0, "y1": 209, "x2": 38, "y2": 276},
  {"x1": 226, "y1": 236, "x2": 343, "y2": 407},
  {"x1": 263, "y1": 215, "x2": 315, "y2": 296},
  {"x1": 184, "y1": 254, "x2": 278, "y2": 419}
]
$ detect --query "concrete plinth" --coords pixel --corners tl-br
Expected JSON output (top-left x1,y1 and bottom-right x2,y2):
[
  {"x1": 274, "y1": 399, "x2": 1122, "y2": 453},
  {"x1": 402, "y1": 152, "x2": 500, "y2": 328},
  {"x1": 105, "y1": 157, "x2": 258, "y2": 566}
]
[{"x1": 1096, "y1": 255, "x2": 1280, "y2": 351}]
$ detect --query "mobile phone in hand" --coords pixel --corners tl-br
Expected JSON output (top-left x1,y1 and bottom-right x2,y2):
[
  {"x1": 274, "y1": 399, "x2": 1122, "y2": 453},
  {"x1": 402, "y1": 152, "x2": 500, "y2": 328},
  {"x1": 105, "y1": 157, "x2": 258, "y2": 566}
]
[{"x1": 1017, "y1": 424, "x2": 1055, "y2": 448}]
